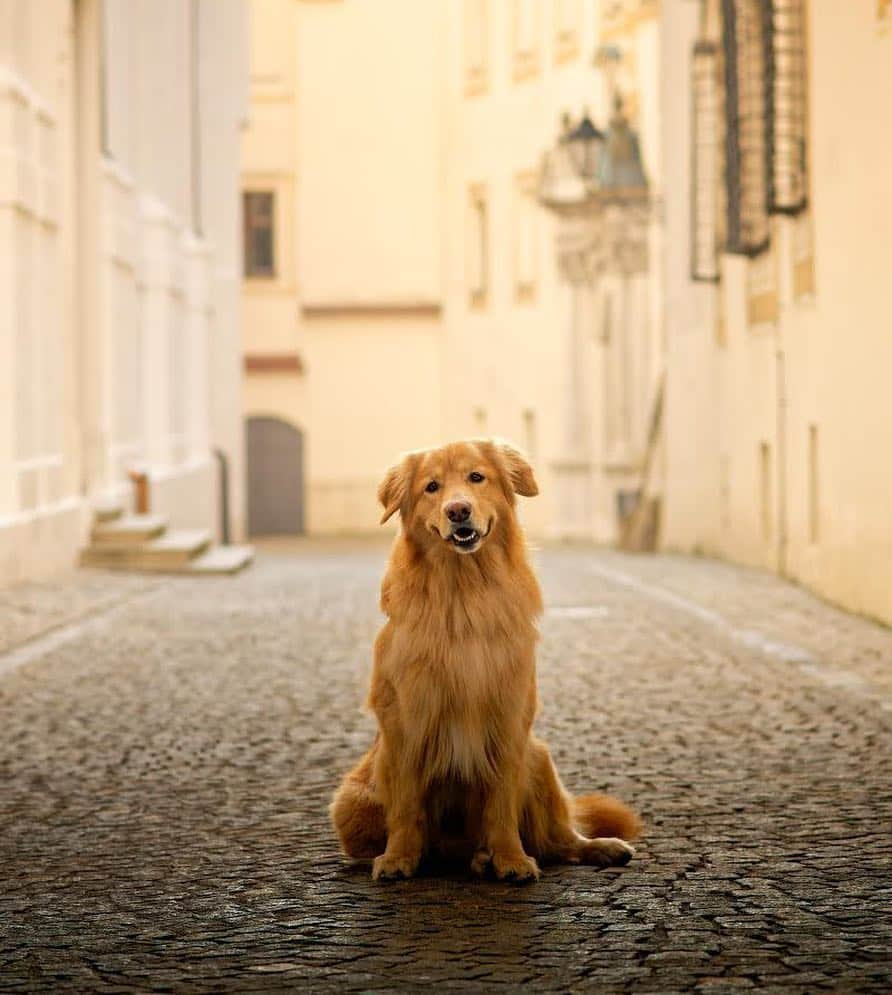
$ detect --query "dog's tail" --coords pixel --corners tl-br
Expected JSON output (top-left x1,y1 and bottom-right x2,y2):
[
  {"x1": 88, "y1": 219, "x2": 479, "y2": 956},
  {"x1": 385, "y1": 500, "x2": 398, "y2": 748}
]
[{"x1": 572, "y1": 793, "x2": 643, "y2": 841}]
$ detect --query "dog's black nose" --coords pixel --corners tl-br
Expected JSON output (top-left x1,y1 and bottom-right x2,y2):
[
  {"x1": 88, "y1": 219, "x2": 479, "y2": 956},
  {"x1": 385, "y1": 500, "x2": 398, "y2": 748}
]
[{"x1": 445, "y1": 500, "x2": 471, "y2": 523}]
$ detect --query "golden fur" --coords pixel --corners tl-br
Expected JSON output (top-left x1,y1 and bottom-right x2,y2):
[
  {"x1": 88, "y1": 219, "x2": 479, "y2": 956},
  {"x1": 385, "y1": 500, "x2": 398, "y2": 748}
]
[{"x1": 330, "y1": 440, "x2": 641, "y2": 881}]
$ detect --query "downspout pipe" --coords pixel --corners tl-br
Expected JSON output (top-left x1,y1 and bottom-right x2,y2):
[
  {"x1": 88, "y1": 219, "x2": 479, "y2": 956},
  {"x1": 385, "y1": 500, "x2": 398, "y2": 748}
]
[{"x1": 213, "y1": 448, "x2": 231, "y2": 546}]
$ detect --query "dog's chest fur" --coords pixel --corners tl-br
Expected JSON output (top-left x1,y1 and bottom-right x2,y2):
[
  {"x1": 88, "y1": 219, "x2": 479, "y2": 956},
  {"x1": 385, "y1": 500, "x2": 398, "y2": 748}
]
[
  {"x1": 375, "y1": 533, "x2": 543, "y2": 785},
  {"x1": 388, "y1": 605, "x2": 535, "y2": 783}
]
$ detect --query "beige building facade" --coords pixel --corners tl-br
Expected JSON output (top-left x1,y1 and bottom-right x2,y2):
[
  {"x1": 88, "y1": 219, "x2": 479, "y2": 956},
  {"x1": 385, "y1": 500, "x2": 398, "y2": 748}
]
[
  {"x1": 243, "y1": 0, "x2": 891, "y2": 625},
  {"x1": 242, "y1": 0, "x2": 443, "y2": 536},
  {"x1": 660, "y1": 0, "x2": 892, "y2": 625},
  {"x1": 242, "y1": 0, "x2": 662, "y2": 541},
  {"x1": 1, "y1": 0, "x2": 247, "y2": 585}
]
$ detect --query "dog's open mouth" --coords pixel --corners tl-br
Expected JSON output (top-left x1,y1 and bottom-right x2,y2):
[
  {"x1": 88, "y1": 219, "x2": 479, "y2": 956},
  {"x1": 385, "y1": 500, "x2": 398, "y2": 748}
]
[
  {"x1": 446, "y1": 522, "x2": 491, "y2": 553},
  {"x1": 450, "y1": 526, "x2": 480, "y2": 547}
]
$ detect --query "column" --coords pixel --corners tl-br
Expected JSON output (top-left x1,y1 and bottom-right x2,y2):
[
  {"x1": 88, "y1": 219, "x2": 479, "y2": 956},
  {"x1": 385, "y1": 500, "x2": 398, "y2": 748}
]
[
  {"x1": 552, "y1": 220, "x2": 600, "y2": 538},
  {"x1": 139, "y1": 194, "x2": 177, "y2": 468}
]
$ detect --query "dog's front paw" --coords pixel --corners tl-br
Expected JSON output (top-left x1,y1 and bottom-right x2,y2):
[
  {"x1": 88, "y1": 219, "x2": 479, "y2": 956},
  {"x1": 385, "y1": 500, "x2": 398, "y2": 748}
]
[
  {"x1": 491, "y1": 851, "x2": 540, "y2": 882},
  {"x1": 372, "y1": 852, "x2": 420, "y2": 881},
  {"x1": 579, "y1": 837, "x2": 635, "y2": 868}
]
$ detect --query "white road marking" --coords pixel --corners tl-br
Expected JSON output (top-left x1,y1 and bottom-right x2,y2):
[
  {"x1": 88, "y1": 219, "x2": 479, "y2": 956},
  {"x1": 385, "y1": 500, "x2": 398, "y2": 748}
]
[
  {"x1": 587, "y1": 562, "x2": 878, "y2": 698},
  {"x1": 546, "y1": 605, "x2": 609, "y2": 620},
  {"x1": 0, "y1": 587, "x2": 162, "y2": 679}
]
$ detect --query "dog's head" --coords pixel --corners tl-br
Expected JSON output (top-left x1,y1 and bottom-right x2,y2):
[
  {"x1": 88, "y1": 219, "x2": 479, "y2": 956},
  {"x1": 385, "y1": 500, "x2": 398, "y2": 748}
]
[{"x1": 378, "y1": 439, "x2": 538, "y2": 555}]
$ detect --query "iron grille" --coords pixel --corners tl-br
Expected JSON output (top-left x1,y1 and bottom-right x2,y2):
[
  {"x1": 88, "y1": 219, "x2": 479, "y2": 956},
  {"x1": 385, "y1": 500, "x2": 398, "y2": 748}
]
[
  {"x1": 721, "y1": 0, "x2": 771, "y2": 255},
  {"x1": 765, "y1": 0, "x2": 808, "y2": 213},
  {"x1": 691, "y1": 40, "x2": 721, "y2": 282}
]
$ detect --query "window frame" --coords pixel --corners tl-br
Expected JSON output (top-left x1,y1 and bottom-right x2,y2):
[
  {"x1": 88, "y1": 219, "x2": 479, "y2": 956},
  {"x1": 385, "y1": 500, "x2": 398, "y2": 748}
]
[
  {"x1": 243, "y1": 189, "x2": 277, "y2": 279},
  {"x1": 512, "y1": 0, "x2": 541, "y2": 82},
  {"x1": 464, "y1": 0, "x2": 489, "y2": 97},
  {"x1": 553, "y1": 0, "x2": 582, "y2": 64},
  {"x1": 721, "y1": 0, "x2": 772, "y2": 257},
  {"x1": 764, "y1": 0, "x2": 808, "y2": 215},
  {"x1": 467, "y1": 184, "x2": 489, "y2": 310},
  {"x1": 513, "y1": 171, "x2": 539, "y2": 304},
  {"x1": 690, "y1": 40, "x2": 722, "y2": 283}
]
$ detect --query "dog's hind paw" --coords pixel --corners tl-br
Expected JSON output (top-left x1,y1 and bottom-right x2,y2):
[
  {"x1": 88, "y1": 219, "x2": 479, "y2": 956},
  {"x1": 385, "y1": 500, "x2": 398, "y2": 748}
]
[
  {"x1": 579, "y1": 837, "x2": 635, "y2": 869},
  {"x1": 470, "y1": 847, "x2": 493, "y2": 876}
]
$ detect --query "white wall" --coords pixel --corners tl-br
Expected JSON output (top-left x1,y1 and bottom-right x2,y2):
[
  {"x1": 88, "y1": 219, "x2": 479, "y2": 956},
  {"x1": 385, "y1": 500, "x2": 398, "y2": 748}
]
[
  {"x1": 660, "y1": 1, "x2": 892, "y2": 625},
  {"x1": 0, "y1": 0, "x2": 247, "y2": 585},
  {"x1": 294, "y1": 0, "x2": 444, "y2": 308},
  {"x1": 0, "y1": 0, "x2": 83, "y2": 581}
]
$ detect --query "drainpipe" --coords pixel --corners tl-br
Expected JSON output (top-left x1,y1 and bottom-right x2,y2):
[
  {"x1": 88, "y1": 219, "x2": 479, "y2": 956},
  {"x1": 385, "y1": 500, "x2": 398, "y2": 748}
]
[
  {"x1": 213, "y1": 448, "x2": 231, "y2": 545},
  {"x1": 775, "y1": 343, "x2": 788, "y2": 577}
]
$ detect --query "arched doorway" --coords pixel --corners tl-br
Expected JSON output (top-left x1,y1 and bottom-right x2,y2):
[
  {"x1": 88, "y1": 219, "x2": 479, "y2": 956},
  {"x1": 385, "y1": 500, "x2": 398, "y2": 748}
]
[{"x1": 246, "y1": 416, "x2": 305, "y2": 536}]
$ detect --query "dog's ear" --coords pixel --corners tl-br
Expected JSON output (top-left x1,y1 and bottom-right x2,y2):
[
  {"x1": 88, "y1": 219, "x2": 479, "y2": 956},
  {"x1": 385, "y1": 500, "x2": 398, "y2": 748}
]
[
  {"x1": 378, "y1": 454, "x2": 417, "y2": 524},
  {"x1": 496, "y1": 442, "x2": 538, "y2": 497}
]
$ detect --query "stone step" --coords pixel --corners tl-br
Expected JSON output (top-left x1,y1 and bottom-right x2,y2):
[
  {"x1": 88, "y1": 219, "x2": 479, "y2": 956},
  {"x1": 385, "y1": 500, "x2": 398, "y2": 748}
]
[
  {"x1": 91, "y1": 514, "x2": 168, "y2": 545},
  {"x1": 82, "y1": 529, "x2": 212, "y2": 570},
  {"x1": 92, "y1": 500, "x2": 125, "y2": 524},
  {"x1": 186, "y1": 545, "x2": 254, "y2": 575}
]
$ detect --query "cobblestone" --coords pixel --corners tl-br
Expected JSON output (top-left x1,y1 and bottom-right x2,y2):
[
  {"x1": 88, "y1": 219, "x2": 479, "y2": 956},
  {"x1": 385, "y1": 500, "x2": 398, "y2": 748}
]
[
  {"x1": 0, "y1": 540, "x2": 890, "y2": 992},
  {"x1": 0, "y1": 569, "x2": 154, "y2": 656}
]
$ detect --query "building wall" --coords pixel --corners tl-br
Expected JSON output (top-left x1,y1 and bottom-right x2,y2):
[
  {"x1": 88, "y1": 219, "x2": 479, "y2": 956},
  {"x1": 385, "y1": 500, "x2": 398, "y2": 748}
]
[
  {"x1": 242, "y1": 0, "x2": 661, "y2": 541},
  {"x1": 242, "y1": 0, "x2": 443, "y2": 535},
  {"x1": 441, "y1": 0, "x2": 663, "y2": 541},
  {"x1": 0, "y1": 0, "x2": 247, "y2": 585},
  {"x1": 784, "y1": 4, "x2": 892, "y2": 623},
  {"x1": 1, "y1": 0, "x2": 87, "y2": 581},
  {"x1": 661, "y1": 1, "x2": 892, "y2": 625}
]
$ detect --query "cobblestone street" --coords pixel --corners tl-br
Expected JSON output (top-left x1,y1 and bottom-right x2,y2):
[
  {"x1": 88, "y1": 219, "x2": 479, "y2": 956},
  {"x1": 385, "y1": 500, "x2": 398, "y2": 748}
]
[{"x1": 1, "y1": 540, "x2": 890, "y2": 993}]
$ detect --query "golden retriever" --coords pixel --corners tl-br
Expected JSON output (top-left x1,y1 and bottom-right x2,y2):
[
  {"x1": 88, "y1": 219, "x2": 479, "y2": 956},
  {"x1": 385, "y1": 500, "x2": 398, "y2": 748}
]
[{"x1": 331, "y1": 439, "x2": 641, "y2": 881}]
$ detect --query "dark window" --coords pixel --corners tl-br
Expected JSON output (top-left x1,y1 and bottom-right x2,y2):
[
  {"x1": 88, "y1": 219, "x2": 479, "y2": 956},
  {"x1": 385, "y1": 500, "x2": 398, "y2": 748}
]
[
  {"x1": 721, "y1": 0, "x2": 771, "y2": 255},
  {"x1": 243, "y1": 191, "x2": 276, "y2": 278},
  {"x1": 191, "y1": 0, "x2": 202, "y2": 234},
  {"x1": 765, "y1": 0, "x2": 808, "y2": 214},
  {"x1": 691, "y1": 40, "x2": 722, "y2": 282}
]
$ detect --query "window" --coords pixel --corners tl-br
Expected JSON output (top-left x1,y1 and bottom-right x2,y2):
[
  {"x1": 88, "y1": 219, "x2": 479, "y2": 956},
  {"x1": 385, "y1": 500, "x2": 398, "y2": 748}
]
[
  {"x1": 759, "y1": 440, "x2": 772, "y2": 540},
  {"x1": 512, "y1": 0, "x2": 540, "y2": 80},
  {"x1": 464, "y1": 0, "x2": 489, "y2": 96},
  {"x1": 190, "y1": 0, "x2": 202, "y2": 234},
  {"x1": 601, "y1": 0, "x2": 658, "y2": 41},
  {"x1": 514, "y1": 172, "x2": 538, "y2": 303},
  {"x1": 467, "y1": 185, "x2": 489, "y2": 308},
  {"x1": 691, "y1": 41, "x2": 722, "y2": 282},
  {"x1": 554, "y1": 0, "x2": 582, "y2": 63},
  {"x1": 766, "y1": 0, "x2": 808, "y2": 214},
  {"x1": 721, "y1": 0, "x2": 770, "y2": 255},
  {"x1": 808, "y1": 424, "x2": 819, "y2": 543},
  {"x1": 243, "y1": 191, "x2": 275, "y2": 278}
]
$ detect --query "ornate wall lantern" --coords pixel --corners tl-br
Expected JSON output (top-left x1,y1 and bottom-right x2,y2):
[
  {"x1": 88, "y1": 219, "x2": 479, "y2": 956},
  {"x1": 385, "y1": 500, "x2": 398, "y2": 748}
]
[
  {"x1": 539, "y1": 93, "x2": 650, "y2": 276},
  {"x1": 565, "y1": 110, "x2": 604, "y2": 183}
]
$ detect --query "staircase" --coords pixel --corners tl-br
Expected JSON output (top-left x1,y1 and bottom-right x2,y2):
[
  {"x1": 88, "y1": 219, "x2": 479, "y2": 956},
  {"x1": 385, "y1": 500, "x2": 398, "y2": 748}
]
[{"x1": 81, "y1": 505, "x2": 254, "y2": 575}]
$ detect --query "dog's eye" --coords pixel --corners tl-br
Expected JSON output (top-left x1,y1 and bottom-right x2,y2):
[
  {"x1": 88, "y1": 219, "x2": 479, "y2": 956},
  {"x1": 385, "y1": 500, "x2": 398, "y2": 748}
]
[
  {"x1": 425, "y1": 480, "x2": 439, "y2": 493},
  {"x1": 469, "y1": 471, "x2": 485, "y2": 484}
]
